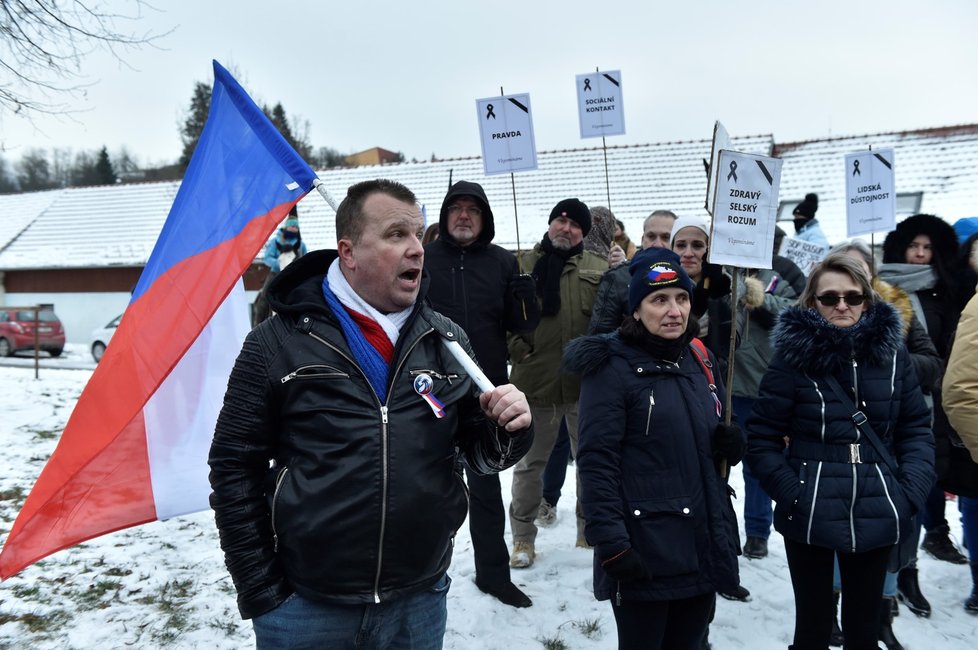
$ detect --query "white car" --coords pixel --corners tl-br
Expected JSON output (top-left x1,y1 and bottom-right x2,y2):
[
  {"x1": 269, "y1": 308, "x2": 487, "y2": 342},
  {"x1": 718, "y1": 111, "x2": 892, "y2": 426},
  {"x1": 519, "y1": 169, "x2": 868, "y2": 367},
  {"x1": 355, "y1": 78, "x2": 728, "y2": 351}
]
[{"x1": 90, "y1": 314, "x2": 121, "y2": 362}]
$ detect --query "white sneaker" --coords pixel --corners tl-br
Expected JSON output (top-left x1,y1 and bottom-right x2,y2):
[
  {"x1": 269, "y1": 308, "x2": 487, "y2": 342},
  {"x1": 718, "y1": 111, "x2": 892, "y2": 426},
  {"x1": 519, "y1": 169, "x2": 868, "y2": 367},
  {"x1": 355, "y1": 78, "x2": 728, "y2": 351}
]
[
  {"x1": 533, "y1": 500, "x2": 557, "y2": 528},
  {"x1": 510, "y1": 540, "x2": 535, "y2": 569}
]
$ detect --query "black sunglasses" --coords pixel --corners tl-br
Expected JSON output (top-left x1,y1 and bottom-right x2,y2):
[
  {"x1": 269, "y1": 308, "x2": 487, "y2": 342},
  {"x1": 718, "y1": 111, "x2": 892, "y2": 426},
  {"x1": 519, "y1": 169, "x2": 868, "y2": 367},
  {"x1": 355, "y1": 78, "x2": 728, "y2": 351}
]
[{"x1": 815, "y1": 293, "x2": 867, "y2": 307}]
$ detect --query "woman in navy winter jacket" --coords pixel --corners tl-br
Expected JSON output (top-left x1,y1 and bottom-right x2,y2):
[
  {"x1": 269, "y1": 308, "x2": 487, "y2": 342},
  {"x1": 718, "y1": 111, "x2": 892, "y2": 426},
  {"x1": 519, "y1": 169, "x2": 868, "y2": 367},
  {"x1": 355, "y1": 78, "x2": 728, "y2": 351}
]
[
  {"x1": 747, "y1": 254, "x2": 934, "y2": 650},
  {"x1": 566, "y1": 248, "x2": 743, "y2": 650}
]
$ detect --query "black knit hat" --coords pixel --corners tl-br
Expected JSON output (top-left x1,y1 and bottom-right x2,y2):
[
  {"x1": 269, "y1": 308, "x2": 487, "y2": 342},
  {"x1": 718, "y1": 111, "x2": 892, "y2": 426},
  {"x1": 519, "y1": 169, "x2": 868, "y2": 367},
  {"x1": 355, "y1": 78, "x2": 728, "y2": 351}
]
[
  {"x1": 549, "y1": 198, "x2": 592, "y2": 236},
  {"x1": 793, "y1": 193, "x2": 819, "y2": 220}
]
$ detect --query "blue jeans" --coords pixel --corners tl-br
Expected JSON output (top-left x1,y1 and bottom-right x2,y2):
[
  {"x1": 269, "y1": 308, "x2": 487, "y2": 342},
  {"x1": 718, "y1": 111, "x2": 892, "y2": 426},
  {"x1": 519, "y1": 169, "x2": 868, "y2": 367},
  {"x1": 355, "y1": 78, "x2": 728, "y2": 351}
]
[
  {"x1": 961, "y1": 496, "x2": 978, "y2": 563},
  {"x1": 541, "y1": 416, "x2": 571, "y2": 507},
  {"x1": 733, "y1": 396, "x2": 772, "y2": 539},
  {"x1": 252, "y1": 574, "x2": 450, "y2": 649},
  {"x1": 833, "y1": 555, "x2": 897, "y2": 597}
]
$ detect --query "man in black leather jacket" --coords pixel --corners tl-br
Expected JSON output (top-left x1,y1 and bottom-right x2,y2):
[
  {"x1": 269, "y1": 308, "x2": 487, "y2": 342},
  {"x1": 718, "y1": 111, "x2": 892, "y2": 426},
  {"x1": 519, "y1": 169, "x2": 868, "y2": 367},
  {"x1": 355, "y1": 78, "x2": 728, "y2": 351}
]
[
  {"x1": 209, "y1": 179, "x2": 534, "y2": 649},
  {"x1": 424, "y1": 180, "x2": 540, "y2": 608}
]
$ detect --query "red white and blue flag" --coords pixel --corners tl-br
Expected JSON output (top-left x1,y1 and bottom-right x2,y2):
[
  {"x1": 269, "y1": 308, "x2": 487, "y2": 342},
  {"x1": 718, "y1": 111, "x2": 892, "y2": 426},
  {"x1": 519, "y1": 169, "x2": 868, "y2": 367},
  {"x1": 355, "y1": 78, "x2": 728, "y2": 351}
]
[{"x1": 0, "y1": 61, "x2": 317, "y2": 579}]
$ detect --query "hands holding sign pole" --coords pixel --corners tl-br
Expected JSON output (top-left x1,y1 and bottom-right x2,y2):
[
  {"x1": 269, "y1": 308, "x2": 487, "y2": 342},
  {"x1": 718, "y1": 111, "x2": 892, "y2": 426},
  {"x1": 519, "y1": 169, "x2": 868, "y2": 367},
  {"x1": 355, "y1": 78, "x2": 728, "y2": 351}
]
[{"x1": 705, "y1": 128, "x2": 783, "y2": 478}]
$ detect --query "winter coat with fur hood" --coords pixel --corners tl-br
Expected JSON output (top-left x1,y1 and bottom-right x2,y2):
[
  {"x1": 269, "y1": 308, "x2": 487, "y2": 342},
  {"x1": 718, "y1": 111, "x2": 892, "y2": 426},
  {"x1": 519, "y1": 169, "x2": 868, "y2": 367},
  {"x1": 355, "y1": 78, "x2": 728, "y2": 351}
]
[
  {"x1": 746, "y1": 300, "x2": 934, "y2": 553},
  {"x1": 566, "y1": 332, "x2": 740, "y2": 602}
]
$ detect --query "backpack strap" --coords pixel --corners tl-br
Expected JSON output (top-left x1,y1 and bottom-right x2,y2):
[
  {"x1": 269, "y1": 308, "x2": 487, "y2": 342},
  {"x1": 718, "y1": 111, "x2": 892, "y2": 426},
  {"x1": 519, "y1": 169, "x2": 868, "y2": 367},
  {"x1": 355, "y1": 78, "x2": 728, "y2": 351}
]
[{"x1": 689, "y1": 337, "x2": 722, "y2": 418}]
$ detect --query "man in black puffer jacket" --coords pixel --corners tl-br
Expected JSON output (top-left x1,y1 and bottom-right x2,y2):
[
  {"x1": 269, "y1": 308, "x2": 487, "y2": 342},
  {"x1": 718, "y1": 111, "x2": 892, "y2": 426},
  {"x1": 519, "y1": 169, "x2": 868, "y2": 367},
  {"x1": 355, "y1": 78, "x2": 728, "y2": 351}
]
[
  {"x1": 209, "y1": 179, "x2": 534, "y2": 649},
  {"x1": 424, "y1": 180, "x2": 540, "y2": 608}
]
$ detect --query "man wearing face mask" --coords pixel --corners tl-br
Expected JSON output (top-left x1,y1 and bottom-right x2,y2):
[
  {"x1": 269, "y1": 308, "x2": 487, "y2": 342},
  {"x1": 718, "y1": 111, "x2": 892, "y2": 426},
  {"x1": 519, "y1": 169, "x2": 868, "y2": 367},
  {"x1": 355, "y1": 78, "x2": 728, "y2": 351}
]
[
  {"x1": 791, "y1": 193, "x2": 831, "y2": 250},
  {"x1": 507, "y1": 198, "x2": 608, "y2": 567}
]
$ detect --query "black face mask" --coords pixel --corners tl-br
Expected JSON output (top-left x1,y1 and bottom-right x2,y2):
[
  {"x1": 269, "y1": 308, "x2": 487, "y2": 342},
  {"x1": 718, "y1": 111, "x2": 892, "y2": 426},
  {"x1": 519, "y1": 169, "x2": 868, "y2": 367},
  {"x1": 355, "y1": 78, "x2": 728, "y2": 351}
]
[{"x1": 793, "y1": 216, "x2": 809, "y2": 233}]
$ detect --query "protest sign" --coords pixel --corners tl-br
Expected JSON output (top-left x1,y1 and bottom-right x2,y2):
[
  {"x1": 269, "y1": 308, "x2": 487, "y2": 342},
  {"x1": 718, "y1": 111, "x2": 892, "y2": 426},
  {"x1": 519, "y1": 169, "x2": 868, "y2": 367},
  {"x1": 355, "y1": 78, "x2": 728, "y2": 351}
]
[
  {"x1": 845, "y1": 148, "x2": 896, "y2": 237},
  {"x1": 576, "y1": 70, "x2": 625, "y2": 138},
  {"x1": 475, "y1": 94, "x2": 538, "y2": 175},
  {"x1": 708, "y1": 149, "x2": 782, "y2": 269},
  {"x1": 780, "y1": 236, "x2": 829, "y2": 275}
]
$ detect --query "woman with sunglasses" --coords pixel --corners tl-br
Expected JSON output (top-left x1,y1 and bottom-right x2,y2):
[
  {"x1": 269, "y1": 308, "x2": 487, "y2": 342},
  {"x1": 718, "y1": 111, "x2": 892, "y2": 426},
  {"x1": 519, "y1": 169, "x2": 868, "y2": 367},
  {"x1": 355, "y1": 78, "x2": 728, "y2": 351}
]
[{"x1": 746, "y1": 253, "x2": 935, "y2": 650}]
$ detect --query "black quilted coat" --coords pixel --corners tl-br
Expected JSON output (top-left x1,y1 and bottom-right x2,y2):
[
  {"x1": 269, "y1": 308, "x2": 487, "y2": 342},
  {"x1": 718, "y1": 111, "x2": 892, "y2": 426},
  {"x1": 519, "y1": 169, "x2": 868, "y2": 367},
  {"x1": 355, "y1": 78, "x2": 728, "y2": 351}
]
[{"x1": 746, "y1": 301, "x2": 934, "y2": 553}]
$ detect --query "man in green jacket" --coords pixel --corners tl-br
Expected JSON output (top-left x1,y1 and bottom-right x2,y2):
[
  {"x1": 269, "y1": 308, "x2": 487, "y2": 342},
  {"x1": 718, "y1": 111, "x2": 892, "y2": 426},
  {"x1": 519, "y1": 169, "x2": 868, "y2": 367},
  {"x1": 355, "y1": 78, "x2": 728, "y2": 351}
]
[{"x1": 508, "y1": 198, "x2": 608, "y2": 568}]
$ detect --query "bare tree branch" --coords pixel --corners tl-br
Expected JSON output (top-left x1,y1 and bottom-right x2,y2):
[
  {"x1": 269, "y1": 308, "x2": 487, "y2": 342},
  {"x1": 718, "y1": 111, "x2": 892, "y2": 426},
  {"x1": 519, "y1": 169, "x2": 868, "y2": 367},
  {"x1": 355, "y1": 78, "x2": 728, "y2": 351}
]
[{"x1": 0, "y1": 0, "x2": 169, "y2": 121}]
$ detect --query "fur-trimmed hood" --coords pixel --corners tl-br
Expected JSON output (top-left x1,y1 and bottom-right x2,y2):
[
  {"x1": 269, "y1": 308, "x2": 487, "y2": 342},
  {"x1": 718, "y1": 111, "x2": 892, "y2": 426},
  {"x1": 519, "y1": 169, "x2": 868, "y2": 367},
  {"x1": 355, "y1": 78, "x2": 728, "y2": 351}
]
[
  {"x1": 772, "y1": 300, "x2": 903, "y2": 375},
  {"x1": 563, "y1": 332, "x2": 618, "y2": 376},
  {"x1": 873, "y1": 278, "x2": 913, "y2": 335},
  {"x1": 882, "y1": 213, "x2": 959, "y2": 265}
]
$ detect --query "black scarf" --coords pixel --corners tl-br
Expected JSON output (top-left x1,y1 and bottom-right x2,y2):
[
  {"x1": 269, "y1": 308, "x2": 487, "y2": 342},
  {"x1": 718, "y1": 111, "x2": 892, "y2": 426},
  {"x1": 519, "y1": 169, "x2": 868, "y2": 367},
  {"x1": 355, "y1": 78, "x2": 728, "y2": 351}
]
[
  {"x1": 532, "y1": 235, "x2": 583, "y2": 316},
  {"x1": 619, "y1": 313, "x2": 699, "y2": 363}
]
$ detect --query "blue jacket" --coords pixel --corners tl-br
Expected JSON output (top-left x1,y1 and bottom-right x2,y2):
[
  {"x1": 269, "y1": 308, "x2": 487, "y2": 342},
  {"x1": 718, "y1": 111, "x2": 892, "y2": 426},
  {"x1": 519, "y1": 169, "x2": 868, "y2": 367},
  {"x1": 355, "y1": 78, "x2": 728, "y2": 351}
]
[
  {"x1": 746, "y1": 301, "x2": 934, "y2": 553},
  {"x1": 565, "y1": 332, "x2": 740, "y2": 602}
]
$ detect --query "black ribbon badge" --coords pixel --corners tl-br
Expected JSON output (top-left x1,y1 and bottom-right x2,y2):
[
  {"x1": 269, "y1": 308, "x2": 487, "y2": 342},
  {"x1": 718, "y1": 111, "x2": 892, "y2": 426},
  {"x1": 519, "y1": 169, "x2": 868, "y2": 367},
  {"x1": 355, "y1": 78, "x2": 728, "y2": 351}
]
[
  {"x1": 583, "y1": 78, "x2": 592, "y2": 91},
  {"x1": 852, "y1": 160, "x2": 861, "y2": 176},
  {"x1": 727, "y1": 160, "x2": 738, "y2": 182},
  {"x1": 486, "y1": 104, "x2": 496, "y2": 120}
]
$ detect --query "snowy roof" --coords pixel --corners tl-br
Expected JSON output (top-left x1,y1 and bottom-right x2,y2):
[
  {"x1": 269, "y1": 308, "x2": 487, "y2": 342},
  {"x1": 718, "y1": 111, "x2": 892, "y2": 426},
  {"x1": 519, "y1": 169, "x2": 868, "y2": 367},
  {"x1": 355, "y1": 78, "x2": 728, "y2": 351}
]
[
  {"x1": 775, "y1": 124, "x2": 978, "y2": 245},
  {"x1": 1, "y1": 124, "x2": 977, "y2": 270}
]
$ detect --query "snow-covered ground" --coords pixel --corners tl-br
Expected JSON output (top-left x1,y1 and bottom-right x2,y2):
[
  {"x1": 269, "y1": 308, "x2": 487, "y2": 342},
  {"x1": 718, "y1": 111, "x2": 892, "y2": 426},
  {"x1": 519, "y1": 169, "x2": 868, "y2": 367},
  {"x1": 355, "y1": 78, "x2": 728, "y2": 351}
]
[{"x1": 1, "y1": 358, "x2": 976, "y2": 649}]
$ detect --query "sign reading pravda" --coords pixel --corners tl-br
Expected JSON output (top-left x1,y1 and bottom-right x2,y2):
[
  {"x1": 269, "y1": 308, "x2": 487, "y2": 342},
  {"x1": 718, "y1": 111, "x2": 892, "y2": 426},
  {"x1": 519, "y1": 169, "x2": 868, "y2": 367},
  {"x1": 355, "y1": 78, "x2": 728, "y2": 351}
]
[
  {"x1": 845, "y1": 147, "x2": 896, "y2": 237},
  {"x1": 475, "y1": 93, "x2": 538, "y2": 175},
  {"x1": 575, "y1": 70, "x2": 625, "y2": 138},
  {"x1": 708, "y1": 149, "x2": 783, "y2": 269}
]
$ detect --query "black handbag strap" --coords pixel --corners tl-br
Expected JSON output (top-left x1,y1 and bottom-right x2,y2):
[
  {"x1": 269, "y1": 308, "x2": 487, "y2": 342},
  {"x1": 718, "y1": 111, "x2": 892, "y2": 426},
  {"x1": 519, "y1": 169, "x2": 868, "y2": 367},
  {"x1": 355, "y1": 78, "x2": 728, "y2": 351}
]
[{"x1": 822, "y1": 374, "x2": 899, "y2": 474}]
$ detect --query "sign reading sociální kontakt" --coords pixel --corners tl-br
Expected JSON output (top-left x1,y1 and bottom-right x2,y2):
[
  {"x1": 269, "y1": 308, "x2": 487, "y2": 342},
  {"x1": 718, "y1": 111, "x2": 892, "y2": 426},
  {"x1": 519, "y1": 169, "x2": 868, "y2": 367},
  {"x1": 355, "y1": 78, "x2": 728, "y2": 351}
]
[
  {"x1": 708, "y1": 150, "x2": 783, "y2": 270},
  {"x1": 845, "y1": 148, "x2": 896, "y2": 237},
  {"x1": 575, "y1": 70, "x2": 625, "y2": 138},
  {"x1": 475, "y1": 94, "x2": 538, "y2": 176}
]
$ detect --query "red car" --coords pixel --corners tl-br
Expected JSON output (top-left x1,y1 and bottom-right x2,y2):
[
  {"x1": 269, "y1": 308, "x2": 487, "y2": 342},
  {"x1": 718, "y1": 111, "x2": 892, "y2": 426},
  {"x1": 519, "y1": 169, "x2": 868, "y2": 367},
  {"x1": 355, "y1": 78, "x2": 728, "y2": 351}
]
[{"x1": 0, "y1": 308, "x2": 66, "y2": 357}]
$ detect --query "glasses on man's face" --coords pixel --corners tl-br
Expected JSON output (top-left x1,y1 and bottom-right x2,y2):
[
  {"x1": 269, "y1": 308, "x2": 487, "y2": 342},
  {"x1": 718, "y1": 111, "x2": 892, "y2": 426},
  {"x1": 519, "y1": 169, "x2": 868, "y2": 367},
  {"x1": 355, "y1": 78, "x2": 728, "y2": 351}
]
[
  {"x1": 447, "y1": 204, "x2": 482, "y2": 218},
  {"x1": 815, "y1": 292, "x2": 867, "y2": 307}
]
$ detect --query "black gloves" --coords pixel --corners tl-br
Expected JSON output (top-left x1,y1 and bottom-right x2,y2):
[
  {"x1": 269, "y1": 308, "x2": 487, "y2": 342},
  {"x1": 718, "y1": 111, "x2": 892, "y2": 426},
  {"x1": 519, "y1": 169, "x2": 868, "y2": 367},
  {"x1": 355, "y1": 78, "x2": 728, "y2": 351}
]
[
  {"x1": 600, "y1": 548, "x2": 650, "y2": 582},
  {"x1": 508, "y1": 274, "x2": 541, "y2": 333},
  {"x1": 509, "y1": 274, "x2": 537, "y2": 302},
  {"x1": 713, "y1": 421, "x2": 746, "y2": 466}
]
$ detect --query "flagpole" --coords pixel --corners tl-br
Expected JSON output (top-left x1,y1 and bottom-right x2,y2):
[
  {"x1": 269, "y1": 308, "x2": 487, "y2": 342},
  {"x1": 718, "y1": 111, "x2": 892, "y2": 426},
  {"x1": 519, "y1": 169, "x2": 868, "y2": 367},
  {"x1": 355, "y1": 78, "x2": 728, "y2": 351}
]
[{"x1": 313, "y1": 178, "x2": 339, "y2": 211}]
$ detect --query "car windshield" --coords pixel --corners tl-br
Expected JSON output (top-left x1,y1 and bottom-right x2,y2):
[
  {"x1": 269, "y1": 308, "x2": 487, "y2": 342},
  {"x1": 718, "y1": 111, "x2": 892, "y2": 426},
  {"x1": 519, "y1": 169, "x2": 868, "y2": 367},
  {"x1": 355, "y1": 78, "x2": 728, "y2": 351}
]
[{"x1": 15, "y1": 310, "x2": 59, "y2": 323}]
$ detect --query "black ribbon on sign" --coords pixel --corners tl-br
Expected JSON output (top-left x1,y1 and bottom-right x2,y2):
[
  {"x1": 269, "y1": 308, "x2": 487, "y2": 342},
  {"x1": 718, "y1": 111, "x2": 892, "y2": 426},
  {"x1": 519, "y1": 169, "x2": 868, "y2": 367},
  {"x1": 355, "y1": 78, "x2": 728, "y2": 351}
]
[
  {"x1": 584, "y1": 78, "x2": 592, "y2": 91},
  {"x1": 852, "y1": 160, "x2": 861, "y2": 176},
  {"x1": 486, "y1": 104, "x2": 496, "y2": 119},
  {"x1": 874, "y1": 153, "x2": 892, "y2": 169},
  {"x1": 756, "y1": 160, "x2": 774, "y2": 185},
  {"x1": 602, "y1": 73, "x2": 620, "y2": 87},
  {"x1": 727, "y1": 160, "x2": 738, "y2": 182}
]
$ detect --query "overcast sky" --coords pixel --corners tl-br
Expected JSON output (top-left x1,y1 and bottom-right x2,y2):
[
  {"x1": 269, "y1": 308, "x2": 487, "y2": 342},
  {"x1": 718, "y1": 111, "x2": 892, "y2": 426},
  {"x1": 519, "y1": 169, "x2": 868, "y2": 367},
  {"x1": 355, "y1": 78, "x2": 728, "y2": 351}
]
[{"x1": 1, "y1": 0, "x2": 976, "y2": 168}]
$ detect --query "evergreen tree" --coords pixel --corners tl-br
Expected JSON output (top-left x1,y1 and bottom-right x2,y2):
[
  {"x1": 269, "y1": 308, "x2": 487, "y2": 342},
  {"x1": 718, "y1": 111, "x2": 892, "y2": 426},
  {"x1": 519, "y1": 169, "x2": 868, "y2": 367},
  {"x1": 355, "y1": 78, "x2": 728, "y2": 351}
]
[
  {"x1": 94, "y1": 147, "x2": 117, "y2": 185},
  {"x1": 179, "y1": 82, "x2": 211, "y2": 169}
]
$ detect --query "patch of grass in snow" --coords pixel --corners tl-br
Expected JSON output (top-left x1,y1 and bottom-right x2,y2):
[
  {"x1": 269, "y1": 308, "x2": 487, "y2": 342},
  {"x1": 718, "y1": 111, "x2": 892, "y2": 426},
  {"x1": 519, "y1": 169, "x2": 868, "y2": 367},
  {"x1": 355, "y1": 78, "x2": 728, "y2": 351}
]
[
  {"x1": 538, "y1": 636, "x2": 568, "y2": 650},
  {"x1": 572, "y1": 617, "x2": 602, "y2": 639},
  {"x1": 0, "y1": 608, "x2": 72, "y2": 635},
  {"x1": 31, "y1": 428, "x2": 59, "y2": 441},
  {"x1": 76, "y1": 579, "x2": 123, "y2": 610},
  {"x1": 144, "y1": 578, "x2": 198, "y2": 643},
  {"x1": 10, "y1": 583, "x2": 42, "y2": 600},
  {"x1": 0, "y1": 485, "x2": 25, "y2": 505}
]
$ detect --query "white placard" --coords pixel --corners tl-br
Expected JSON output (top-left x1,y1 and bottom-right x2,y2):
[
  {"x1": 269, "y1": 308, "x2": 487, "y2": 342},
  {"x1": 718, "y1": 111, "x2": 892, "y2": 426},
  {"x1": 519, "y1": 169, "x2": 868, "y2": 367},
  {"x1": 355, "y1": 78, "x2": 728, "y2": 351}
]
[
  {"x1": 780, "y1": 236, "x2": 829, "y2": 276},
  {"x1": 475, "y1": 94, "x2": 538, "y2": 176},
  {"x1": 845, "y1": 148, "x2": 896, "y2": 237},
  {"x1": 708, "y1": 149, "x2": 783, "y2": 269},
  {"x1": 576, "y1": 70, "x2": 625, "y2": 138},
  {"x1": 705, "y1": 121, "x2": 731, "y2": 216}
]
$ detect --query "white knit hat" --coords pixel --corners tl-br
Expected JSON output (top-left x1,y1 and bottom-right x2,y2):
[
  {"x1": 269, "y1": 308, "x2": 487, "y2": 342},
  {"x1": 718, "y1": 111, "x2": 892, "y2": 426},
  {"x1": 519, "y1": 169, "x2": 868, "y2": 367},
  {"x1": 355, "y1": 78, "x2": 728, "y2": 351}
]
[{"x1": 670, "y1": 215, "x2": 712, "y2": 246}]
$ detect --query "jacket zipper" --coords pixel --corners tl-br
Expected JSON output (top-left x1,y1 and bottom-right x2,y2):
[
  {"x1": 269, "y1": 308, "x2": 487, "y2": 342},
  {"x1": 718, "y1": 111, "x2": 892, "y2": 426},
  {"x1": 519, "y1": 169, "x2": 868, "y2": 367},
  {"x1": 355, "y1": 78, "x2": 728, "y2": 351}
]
[
  {"x1": 280, "y1": 364, "x2": 349, "y2": 384},
  {"x1": 644, "y1": 389, "x2": 655, "y2": 436},
  {"x1": 308, "y1": 326, "x2": 434, "y2": 604},
  {"x1": 849, "y1": 358, "x2": 859, "y2": 551},
  {"x1": 408, "y1": 368, "x2": 460, "y2": 385},
  {"x1": 271, "y1": 467, "x2": 290, "y2": 552}
]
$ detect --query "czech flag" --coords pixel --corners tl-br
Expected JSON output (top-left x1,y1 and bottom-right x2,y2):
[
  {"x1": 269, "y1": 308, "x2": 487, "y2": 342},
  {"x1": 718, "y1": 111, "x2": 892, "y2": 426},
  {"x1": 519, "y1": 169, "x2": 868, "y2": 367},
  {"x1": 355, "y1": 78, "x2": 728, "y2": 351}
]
[{"x1": 0, "y1": 61, "x2": 317, "y2": 579}]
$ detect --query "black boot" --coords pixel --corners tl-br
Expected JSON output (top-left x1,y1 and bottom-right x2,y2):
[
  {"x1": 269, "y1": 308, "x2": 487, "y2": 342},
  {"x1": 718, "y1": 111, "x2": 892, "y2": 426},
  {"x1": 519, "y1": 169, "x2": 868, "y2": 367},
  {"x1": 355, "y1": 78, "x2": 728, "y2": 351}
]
[
  {"x1": 829, "y1": 591, "x2": 844, "y2": 647},
  {"x1": 967, "y1": 562, "x2": 978, "y2": 614},
  {"x1": 921, "y1": 523, "x2": 968, "y2": 564},
  {"x1": 879, "y1": 596, "x2": 904, "y2": 650},
  {"x1": 896, "y1": 566, "x2": 932, "y2": 617}
]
